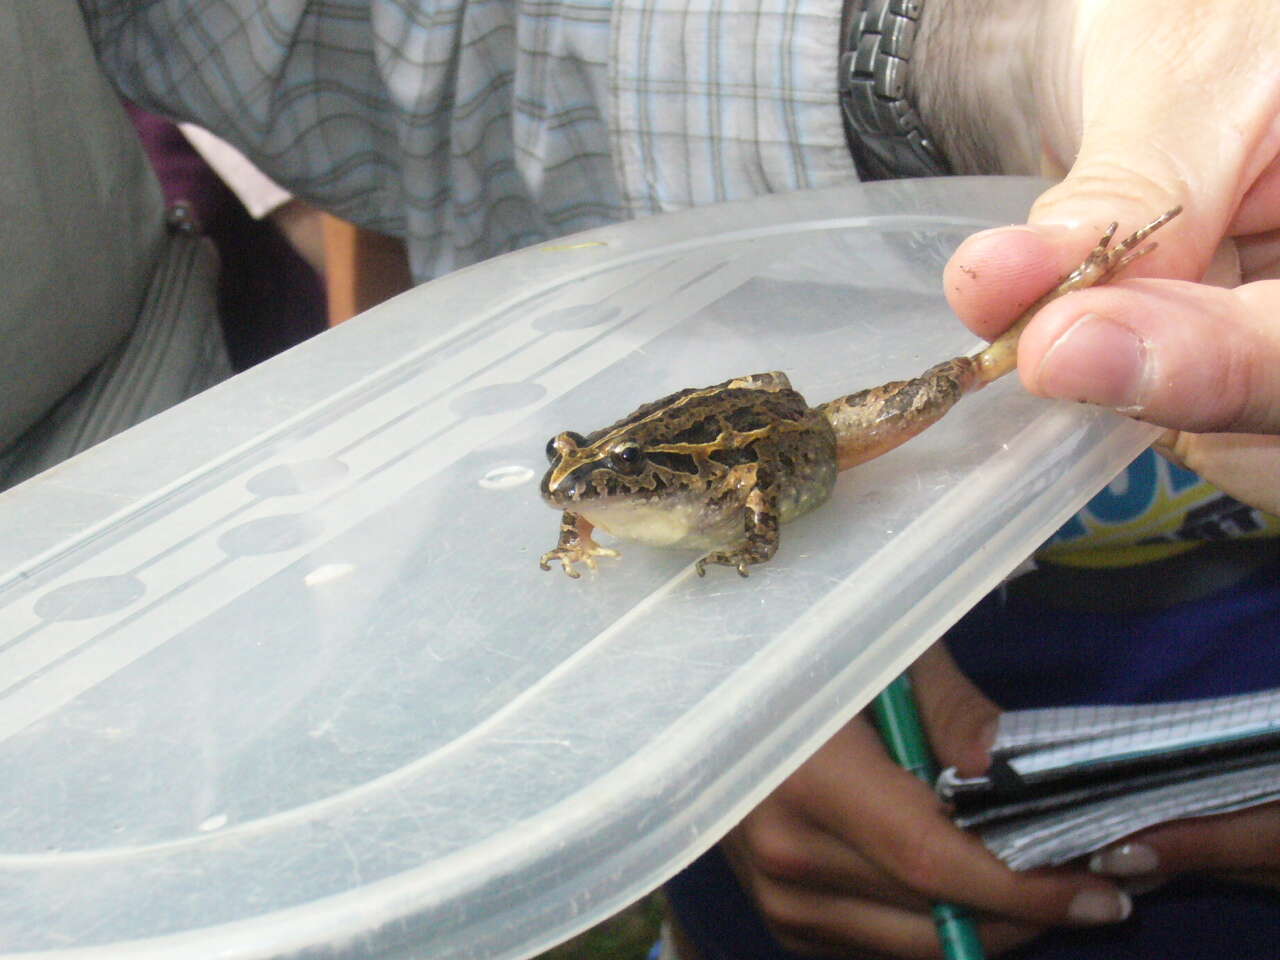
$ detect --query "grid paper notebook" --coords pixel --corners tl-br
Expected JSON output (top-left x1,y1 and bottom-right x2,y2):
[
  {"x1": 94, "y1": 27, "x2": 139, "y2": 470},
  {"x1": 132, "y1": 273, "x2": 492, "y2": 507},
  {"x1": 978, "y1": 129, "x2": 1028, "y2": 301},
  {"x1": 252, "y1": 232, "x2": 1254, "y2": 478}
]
[{"x1": 937, "y1": 688, "x2": 1280, "y2": 869}]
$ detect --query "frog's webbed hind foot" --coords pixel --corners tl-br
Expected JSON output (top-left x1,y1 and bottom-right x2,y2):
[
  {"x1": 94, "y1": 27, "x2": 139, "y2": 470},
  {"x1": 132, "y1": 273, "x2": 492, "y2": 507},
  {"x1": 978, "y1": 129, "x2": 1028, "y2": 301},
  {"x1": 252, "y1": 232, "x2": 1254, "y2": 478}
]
[{"x1": 1061, "y1": 206, "x2": 1182, "y2": 293}]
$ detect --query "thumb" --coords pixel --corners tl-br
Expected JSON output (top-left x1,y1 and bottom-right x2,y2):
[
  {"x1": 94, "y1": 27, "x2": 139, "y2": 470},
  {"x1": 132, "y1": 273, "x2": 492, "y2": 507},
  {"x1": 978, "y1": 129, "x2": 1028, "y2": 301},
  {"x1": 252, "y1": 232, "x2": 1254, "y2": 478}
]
[{"x1": 908, "y1": 644, "x2": 1000, "y2": 778}]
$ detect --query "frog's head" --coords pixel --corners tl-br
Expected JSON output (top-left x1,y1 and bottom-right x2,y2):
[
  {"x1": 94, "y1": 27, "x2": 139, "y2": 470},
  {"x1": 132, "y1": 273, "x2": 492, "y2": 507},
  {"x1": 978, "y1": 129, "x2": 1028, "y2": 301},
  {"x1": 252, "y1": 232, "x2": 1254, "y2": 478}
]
[
  {"x1": 539, "y1": 376, "x2": 793, "y2": 512},
  {"x1": 540, "y1": 426, "x2": 743, "y2": 549},
  {"x1": 539, "y1": 429, "x2": 665, "y2": 509}
]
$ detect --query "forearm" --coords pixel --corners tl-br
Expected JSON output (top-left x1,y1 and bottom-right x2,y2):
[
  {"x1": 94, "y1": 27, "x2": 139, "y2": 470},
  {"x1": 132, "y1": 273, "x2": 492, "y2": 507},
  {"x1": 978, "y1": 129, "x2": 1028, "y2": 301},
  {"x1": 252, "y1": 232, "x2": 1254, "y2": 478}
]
[{"x1": 911, "y1": 0, "x2": 1061, "y2": 176}]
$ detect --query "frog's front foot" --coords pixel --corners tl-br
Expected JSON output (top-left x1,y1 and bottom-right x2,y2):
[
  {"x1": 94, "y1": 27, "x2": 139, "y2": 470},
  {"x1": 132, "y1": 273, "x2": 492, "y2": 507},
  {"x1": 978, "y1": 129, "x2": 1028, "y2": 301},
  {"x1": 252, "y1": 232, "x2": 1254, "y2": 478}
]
[
  {"x1": 540, "y1": 511, "x2": 619, "y2": 577},
  {"x1": 539, "y1": 541, "x2": 620, "y2": 578}
]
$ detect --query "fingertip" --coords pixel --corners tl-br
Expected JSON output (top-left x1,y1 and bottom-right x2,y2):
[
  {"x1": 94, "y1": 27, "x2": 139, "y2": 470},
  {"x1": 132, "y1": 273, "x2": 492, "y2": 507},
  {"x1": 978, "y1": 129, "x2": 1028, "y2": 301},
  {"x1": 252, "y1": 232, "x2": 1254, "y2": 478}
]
[
  {"x1": 976, "y1": 715, "x2": 999, "y2": 756},
  {"x1": 946, "y1": 224, "x2": 1075, "y2": 340},
  {"x1": 947, "y1": 717, "x2": 998, "y2": 780},
  {"x1": 1088, "y1": 842, "x2": 1161, "y2": 878},
  {"x1": 909, "y1": 646, "x2": 1000, "y2": 776}
]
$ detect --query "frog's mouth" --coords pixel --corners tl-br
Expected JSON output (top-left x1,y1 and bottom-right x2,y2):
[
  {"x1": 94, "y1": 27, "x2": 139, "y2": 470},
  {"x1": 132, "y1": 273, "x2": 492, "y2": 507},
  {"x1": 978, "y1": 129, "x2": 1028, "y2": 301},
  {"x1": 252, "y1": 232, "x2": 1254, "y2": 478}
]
[{"x1": 540, "y1": 465, "x2": 596, "y2": 508}]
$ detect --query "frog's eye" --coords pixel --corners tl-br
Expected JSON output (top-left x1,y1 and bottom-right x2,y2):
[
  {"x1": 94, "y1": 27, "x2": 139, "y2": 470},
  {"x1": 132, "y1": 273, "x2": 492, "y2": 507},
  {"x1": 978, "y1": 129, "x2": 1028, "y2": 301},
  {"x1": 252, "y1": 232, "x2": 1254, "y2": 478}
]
[
  {"x1": 608, "y1": 443, "x2": 645, "y2": 473},
  {"x1": 546, "y1": 431, "x2": 586, "y2": 462}
]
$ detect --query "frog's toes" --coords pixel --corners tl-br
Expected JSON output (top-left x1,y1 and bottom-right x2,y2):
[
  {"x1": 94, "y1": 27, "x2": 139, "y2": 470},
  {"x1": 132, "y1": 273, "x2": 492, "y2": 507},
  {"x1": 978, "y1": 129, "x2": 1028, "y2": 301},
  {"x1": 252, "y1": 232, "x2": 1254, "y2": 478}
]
[
  {"x1": 695, "y1": 550, "x2": 753, "y2": 577},
  {"x1": 540, "y1": 551, "x2": 582, "y2": 578},
  {"x1": 539, "y1": 543, "x2": 619, "y2": 578},
  {"x1": 1068, "y1": 207, "x2": 1182, "y2": 289},
  {"x1": 579, "y1": 544, "x2": 620, "y2": 571}
]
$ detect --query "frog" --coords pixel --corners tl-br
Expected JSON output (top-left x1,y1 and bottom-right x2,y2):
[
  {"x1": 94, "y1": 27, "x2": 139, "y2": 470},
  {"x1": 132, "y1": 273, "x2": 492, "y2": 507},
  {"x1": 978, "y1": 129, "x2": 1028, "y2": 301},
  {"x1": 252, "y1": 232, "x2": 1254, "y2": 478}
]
[{"x1": 540, "y1": 208, "x2": 1181, "y2": 578}]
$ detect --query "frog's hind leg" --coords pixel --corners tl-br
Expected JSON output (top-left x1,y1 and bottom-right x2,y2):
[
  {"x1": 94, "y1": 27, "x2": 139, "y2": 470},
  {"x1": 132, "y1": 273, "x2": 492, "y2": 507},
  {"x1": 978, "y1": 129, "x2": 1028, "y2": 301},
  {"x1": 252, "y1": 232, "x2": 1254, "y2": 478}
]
[
  {"x1": 819, "y1": 358, "x2": 979, "y2": 469},
  {"x1": 820, "y1": 207, "x2": 1182, "y2": 471},
  {"x1": 695, "y1": 469, "x2": 781, "y2": 576}
]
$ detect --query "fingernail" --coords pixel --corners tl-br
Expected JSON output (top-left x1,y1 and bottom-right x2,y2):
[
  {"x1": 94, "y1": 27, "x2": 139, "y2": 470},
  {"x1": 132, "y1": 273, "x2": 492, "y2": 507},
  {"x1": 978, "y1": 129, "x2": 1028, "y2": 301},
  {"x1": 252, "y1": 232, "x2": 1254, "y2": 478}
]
[
  {"x1": 1089, "y1": 843, "x2": 1160, "y2": 877},
  {"x1": 1068, "y1": 888, "x2": 1133, "y2": 925},
  {"x1": 1036, "y1": 314, "x2": 1149, "y2": 411}
]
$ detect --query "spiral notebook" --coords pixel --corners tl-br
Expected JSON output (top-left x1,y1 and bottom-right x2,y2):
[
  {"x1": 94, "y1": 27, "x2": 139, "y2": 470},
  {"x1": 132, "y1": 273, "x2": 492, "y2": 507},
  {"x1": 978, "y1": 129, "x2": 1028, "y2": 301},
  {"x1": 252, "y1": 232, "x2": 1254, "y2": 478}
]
[{"x1": 936, "y1": 688, "x2": 1280, "y2": 869}]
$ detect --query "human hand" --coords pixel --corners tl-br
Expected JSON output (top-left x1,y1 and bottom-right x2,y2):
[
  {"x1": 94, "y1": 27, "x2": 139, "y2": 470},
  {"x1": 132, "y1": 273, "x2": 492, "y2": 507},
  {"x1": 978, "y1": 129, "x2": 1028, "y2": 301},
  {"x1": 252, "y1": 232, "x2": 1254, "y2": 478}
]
[
  {"x1": 1090, "y1": 802, "x2": 1280, "y2": 894},
  {"x1": 934, "y1": 0, "x2": 1280, "y2": 514},
  {"x1": 721, "y1": 646, "x2": 1132, "y2": 958}
]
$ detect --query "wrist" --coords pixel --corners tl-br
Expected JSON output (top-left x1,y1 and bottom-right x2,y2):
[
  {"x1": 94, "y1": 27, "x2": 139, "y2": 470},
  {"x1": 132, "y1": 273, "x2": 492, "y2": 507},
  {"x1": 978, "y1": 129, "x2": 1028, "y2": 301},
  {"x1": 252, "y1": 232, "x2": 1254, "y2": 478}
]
[{"x1": 912, "y1": 0, "x2": 1058, "y2": 175}]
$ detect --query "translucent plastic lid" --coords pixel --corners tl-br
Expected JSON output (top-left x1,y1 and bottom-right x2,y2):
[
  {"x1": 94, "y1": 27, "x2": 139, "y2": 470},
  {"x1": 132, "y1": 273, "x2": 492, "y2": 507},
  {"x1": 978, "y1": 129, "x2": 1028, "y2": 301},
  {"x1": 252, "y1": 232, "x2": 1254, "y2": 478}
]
[{"x1": 0, "y1": 177, "x2": 1156, "y2": 959}]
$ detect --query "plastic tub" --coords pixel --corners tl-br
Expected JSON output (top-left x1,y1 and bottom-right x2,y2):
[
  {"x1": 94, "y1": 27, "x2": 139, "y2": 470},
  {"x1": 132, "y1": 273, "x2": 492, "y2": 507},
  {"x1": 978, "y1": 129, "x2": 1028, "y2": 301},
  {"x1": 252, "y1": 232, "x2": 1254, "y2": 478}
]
[{"x1": 0, "y1": 177, "x2": 1157, "y2": 958}]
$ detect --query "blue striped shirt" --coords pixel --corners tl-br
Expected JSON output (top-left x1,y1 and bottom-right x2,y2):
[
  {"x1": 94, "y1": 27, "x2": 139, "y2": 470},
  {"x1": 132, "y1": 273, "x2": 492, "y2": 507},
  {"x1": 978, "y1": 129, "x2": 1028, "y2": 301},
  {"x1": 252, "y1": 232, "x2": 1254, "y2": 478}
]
[{"x1": 82, "y1": 0, "x2": 853, "y2": 282}]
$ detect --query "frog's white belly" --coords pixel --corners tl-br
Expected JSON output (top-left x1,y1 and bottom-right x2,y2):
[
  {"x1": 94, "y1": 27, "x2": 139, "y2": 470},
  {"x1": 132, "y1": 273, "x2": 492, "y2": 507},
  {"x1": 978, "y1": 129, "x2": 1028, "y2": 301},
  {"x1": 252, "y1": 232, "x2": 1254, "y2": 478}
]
[
  {"x1": 579, "y1": 496, "x2": 741, "y2": 551},
  {"x1": 576, "y1": 481, "x2": 829, "y2": 552}
]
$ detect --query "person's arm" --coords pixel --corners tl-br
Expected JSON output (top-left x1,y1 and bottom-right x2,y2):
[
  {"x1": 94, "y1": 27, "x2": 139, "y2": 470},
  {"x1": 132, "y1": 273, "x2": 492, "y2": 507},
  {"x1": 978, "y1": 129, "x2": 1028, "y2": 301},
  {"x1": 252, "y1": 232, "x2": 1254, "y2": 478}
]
[
  {"x1": 917, "y1": 0, "x2": 1280, "y2": 514},
  {"x1": 80, "y1": 0, "x2": 407, "y2": 236}
]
